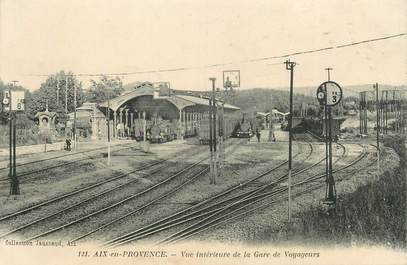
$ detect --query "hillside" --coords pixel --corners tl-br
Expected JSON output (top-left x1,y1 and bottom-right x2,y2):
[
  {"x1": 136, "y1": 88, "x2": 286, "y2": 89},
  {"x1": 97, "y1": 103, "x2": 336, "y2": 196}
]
[{"x1": 267, "y1": 84, "x2": 407, "y2": 97}]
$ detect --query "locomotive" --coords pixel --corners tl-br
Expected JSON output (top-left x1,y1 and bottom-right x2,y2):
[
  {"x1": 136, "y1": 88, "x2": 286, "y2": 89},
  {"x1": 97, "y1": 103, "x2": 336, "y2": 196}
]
[
  {"x1": 232, "y1": 114, "x2": 257, "y2": 138},
  {"x1": 148, "y1": 120, "x2": 177, "y2": 143},
  {"x1": 233, "y1": 120, "x2": 253, "y2": 138}
]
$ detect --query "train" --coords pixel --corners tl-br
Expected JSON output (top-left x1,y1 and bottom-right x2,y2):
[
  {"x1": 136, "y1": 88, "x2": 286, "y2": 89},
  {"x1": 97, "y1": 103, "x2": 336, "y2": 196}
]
[
  {"x1": 132, "y1": 119, "x2": 178, "y2": 143},
  {"x1": 129, "y1": 113, "x2": 265, "y2": 144},
  {"x1": 283, "y1": 117, "x2": 346, "y2": 141},
  {"x1": 303, "y1": 117, "x2": 346, "y2": 141},
  {"x1": 148, "y1": 120, "x2": 178, "y2": 143},
  {"x1": 198, "y1": 118, "x2": 238, "y2": 145},
  {"x1": 232, "y1": 120, "x2": 253, "y2": 138}
]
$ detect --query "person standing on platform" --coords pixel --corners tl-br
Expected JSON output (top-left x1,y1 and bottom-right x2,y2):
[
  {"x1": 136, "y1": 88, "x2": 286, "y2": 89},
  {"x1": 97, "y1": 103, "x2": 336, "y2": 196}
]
[
  {"x1": 256, "y1": 128, "x2": 261, "y2": 142},
  {"x1": 268, "y1": 121, "x2": 276, "y2": 142},
  {"x1": 66, "y1": 138, "x2": 71, "y2": 151}
]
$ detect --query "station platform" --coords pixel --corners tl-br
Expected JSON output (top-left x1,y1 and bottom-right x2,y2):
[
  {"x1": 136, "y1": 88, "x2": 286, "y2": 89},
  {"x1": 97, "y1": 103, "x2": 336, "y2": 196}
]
[
  {"x1": 247, "y1": 128, "x2": 289, "y2": 143},
  {"x1": 0, "y1": 139, "x2": 134, "y2": 158}
]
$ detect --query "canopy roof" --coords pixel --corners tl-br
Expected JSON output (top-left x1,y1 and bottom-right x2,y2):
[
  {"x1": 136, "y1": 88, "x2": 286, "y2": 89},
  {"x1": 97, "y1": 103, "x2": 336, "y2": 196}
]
[{"x1": 99, "y1": 82, "x2": 240, "y2": 112}]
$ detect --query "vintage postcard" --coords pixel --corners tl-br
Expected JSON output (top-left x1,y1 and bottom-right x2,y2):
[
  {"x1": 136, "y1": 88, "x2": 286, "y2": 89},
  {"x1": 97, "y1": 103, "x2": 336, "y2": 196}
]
[{"x1": 0, "y1": 1, "x2": 406, "y2": 264}]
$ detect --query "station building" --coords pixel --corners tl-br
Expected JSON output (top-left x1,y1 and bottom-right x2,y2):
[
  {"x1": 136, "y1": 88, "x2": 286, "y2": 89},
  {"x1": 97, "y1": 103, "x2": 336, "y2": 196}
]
[{"x1": 76, "y1": 82, "x2": 240, "y2": 139}]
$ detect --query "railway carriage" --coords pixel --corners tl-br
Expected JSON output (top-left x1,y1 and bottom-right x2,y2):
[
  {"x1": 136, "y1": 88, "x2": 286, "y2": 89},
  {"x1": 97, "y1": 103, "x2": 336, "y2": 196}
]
[
  {"x1": 197, "y1": 118, "x2": 238, "y2": 145},
  {"x1": 302, "y1": 117, "x2": 346, "y2": 141}
]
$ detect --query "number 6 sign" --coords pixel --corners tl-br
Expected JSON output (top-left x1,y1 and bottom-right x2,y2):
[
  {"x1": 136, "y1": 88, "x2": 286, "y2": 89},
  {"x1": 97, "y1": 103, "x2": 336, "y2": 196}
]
[{"x1": 316, "y1": 81, "x2": 343, "y2": 106}]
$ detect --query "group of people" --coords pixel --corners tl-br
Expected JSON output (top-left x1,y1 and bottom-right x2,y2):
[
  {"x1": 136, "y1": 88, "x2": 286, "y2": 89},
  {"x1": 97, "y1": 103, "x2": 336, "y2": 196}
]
[{"x1": 253, "y1": 123, "x2": 276, "y2": 143}]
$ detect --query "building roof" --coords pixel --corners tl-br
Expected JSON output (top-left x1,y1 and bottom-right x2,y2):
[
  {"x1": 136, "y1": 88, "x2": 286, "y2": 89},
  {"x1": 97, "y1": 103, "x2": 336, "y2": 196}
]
[
  {"x1": 35, "y1": 108, "x2": 57, "y2": 119},
  {"x1": 98, "y1": 82, "x2": 240, "y2": 112},
  {"x1": 256, "y1": 109, "x2": 289, "y2": 117},
  {"x1": 175, "y1": 95, "x2": 240, "y2": 110},
  {"x1": 68, "y1": 102, "x2": 106, "y2": 120}
]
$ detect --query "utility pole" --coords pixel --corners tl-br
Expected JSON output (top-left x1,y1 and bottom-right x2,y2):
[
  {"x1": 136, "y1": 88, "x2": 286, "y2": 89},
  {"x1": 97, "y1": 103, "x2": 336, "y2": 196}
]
[
  {"x1": 65, "y1": 76, "x2": 68, "y2": 113},
  {"x1": 209, "y1": 77, "x2": 218, "y2": 184},
  {"x1": 56, "y1": 76, "x2": 60, "y2": 106},
  {"x1": 209, "y1": 97, "x2": 214, "y2": 184},
  {"x1": 73, "y1": 81, "x2": 77, "y2": 149},
  {"x1": 385, "y1": 90, "x2": 388, "y2": 134},
  {"x1": 325, "y1": 67, "x2": 333, "y2": 81},
  {"x1": 285, "y1": 60, "x2": 296, "y2": 223},
  {"x1": 375, "y1": 83, "x2": 380, "y2": 174},
  {"x1": 107, "y1": 91, "x2": 111, "y2": 166}
]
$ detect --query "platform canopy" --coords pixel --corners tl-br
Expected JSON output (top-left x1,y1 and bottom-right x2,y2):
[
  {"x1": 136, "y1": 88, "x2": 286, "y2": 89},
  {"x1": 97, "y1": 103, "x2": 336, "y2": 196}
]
[{"x1": 99, "y1": 82, "x2": 240, "y2": 112}]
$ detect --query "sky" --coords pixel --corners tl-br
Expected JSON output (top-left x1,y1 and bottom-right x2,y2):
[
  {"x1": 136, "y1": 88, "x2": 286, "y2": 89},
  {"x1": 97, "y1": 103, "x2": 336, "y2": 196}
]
[{"x1": 0, "y1": 0, "x2": 406, "y2": 91}]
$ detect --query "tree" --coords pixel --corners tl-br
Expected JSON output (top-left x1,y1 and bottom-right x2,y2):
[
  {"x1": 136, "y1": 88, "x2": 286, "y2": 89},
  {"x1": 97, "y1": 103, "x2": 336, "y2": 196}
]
[
  {"x1": 26, "y1": 71, "x2": 85, "y2": 120},
  {"x1": 86, "y1": 75, "x2": 124, "y2": 103}
]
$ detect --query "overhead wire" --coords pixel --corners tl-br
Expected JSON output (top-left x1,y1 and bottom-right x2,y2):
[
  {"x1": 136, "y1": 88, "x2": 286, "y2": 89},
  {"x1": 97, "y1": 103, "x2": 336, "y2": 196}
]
[{"x1": 26, "y1": 32, "x2": 406, "y2": 77}]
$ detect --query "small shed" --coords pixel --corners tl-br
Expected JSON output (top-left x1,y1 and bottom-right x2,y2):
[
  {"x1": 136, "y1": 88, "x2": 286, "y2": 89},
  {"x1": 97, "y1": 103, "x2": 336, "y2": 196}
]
[{"x1": 35, "y1": 106, "x2": 57, "y2": 131}]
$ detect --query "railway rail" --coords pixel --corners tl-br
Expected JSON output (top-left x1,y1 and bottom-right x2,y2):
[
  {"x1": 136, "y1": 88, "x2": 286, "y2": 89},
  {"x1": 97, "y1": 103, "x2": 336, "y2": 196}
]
[
  {"x1": 0, "y1": 142, "x2": 143, "y2": 184},
  {"x1": 102, "y1": 140, "x2": 324, "y2": 246},
  {"x1": 104, "y1": 142, "x2": 361, "y2": 246},
  {"x1": 155, "y1": 144, "x2": 369, "y2": 245},
  {"x1": 0, "y1": 142, "x2": 208, "y2": 224},
  {"x1": 0, "y1": 142, "x2": 133, "y2": 170},
  {"x1": 0, "y1": 139, "x2": 241, "y2": 241}
]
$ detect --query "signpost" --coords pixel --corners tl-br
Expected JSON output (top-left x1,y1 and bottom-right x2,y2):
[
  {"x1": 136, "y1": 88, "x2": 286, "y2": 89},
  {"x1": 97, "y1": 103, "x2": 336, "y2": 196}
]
[
  {"x1": 223, "y1": 70, "x2": 240, "y2": 88},
  {"x1": 316, "y1": 81, "x2": 343, "y2": 204}
]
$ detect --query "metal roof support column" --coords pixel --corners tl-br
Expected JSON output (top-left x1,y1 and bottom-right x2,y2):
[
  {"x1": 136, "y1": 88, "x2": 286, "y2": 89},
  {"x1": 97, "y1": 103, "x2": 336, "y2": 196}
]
[
  {"x1": 178, "y1": 109, "x2": 183, "y2": 140},
  {"x1": 130, "y1": 112, "x2": 134, "y2": 138},
  {"x1": 119, "y1": 109, "x2": 123, "y2": 138},
  {"x1": 125, "y1": 109, "x2": 129, "y2": 130},
  {"x1": 113, "y1": 111, "x2": 117, "y2": 139}
]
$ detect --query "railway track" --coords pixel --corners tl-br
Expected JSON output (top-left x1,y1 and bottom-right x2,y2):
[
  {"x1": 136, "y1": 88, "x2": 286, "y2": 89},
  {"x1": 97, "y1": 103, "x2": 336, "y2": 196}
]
[
  {"x1": 0, "y1": 142, "x2": 207, "y2": 224},
  {"x1": 0, "y1": 139, "x2": 241, "y2": 241},
  {"x1": 103, "y1": 141, "x2": 353, "y2": 246},
  {"x1": 17, "y1": 139, "x2": 243, "y2": 241},
  {"x1": 101, "y1": 140, "x2": 323, "y2": 246},
  {"x1": 155, "y1": 143, "x2": 370, "y2": 245},
  {"x1": 0, "y1": 142, "x2": 143, "y2": 184},
  {"x1": 0, "y1": 142, "x2": 133, "y2": 170}
]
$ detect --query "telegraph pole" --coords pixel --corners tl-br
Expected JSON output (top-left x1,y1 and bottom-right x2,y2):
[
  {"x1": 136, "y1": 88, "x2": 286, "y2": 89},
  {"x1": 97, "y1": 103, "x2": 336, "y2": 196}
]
[
  {"x1": 324, "y1": 68, "x2": 332, "y2": 199},
  {"x1": 107, "y1": 91, "x2": 111, "y2": 166},
  {"x1": 285, "y1": 60, "x2": 296, "y2": 222},
  {"x1": 209, "y1": 77, "x2": 218, "y2": 184},
  {"x1": 56, "y1": 76, "x2": 60, "y2": 106},
  {"x1": 325, "y1": 68, "x2": 333, "y2": 81},
  {"x1": 209, "y1": 97, "x2": 214, "y2": 184},
  {"x1": 65, "y1": 75, "x2": 69, "y2": 140},
  {"x1": 375, "y1": 83, "x2": 380, "y2": 173},
  {"x1": 73, "y1": 81, "x2": 77, "y2": 149},
  {"x1": 65, "y1": 76, "x2": 68, "y2": 113}
]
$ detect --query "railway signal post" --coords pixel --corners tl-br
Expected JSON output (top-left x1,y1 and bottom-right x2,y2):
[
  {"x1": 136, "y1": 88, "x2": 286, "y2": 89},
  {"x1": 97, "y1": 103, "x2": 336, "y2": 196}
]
[
  {"x1": 285, "y1": 60, "x2": 296, "y2": 222},
  {"x1": 3, "y1": 84, "x2": 25, "y2": 195},
  {"x1": 209, "y1": 78, "x2": 218, "y2": 184},
  {"x1": 220, "y1": 70, "x2": 240, "y2": 169},
  {"x1": 316, "y1": 80, "x2": 343, "y2": 205}
]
